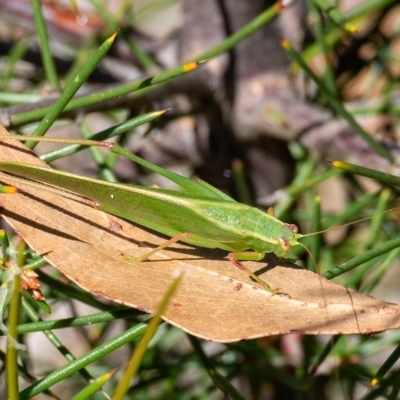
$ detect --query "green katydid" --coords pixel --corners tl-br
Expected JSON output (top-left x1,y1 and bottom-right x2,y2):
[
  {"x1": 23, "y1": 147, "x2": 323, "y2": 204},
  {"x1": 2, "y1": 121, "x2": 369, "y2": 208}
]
[{"x1": 0, "y1": 134, "x2": 368, "y2": 292}]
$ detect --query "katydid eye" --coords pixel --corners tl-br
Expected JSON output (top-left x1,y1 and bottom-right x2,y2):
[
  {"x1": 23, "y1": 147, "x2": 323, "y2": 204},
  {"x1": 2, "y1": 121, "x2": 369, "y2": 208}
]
[
  {"x1": 279, "y1": 238, "x2": 290, "y2": 252},
  {"x1": 289, "y1": 224, "x2": 299, "y2": 233}
]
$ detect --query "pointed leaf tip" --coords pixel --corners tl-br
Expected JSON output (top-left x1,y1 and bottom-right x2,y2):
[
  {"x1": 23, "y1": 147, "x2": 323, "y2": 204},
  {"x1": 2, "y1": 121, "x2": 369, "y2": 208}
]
[
  {"x1": 155, "y1": 109, "x2": 169, "y2": 117},
  {"x1": 108, "y1": 31, "x2": 119, "y2": 42}
]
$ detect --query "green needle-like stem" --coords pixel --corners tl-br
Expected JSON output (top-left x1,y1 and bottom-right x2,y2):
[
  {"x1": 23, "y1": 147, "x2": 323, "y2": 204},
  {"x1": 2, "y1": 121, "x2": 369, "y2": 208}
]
[{"x1": 27, "y1": 31, "x2": 118, "y2": 148}]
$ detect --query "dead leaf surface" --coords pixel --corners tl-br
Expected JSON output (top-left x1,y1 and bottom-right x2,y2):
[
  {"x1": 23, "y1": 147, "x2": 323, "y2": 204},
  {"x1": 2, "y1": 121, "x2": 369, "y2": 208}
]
[{"x1": 0, "y1": 125, "x2": 400, "y2": 342}]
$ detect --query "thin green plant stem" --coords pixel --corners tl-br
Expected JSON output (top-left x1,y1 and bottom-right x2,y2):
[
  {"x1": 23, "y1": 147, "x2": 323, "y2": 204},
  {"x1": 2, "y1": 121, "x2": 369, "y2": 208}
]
[
  {"x1": 389, "y1": 375, "x2": 400, "y2": 400},
  {"x1": 18, "y1": 322, "x2": 147, "y2": 399},
  {"x1": 321, "y1": 192, "x2": 378, "y2": 229},
  {"x1": 0, "y1": 39, "x2": 30, "y2": 92},
  {"x1": 1, "y1": 308, "x2": 138, "y2": 335},
  {"x1": 273, "y1": 155, "x2": 317, "y2": 218},
  {"x1": 360, "y1": 368, "x2": 400, "y2": 400},
  {"x1": 343, "y1": 258, "x2": 379, "y2": 290},
  {"x1": 287, "y1": 167, "x2": 342, "y2": 197},
  {"x1": 301, "y1": 0, "x2": 395, "y2": 65},
  {"x1": 11, "y1": 62, "x2": 199, "y2": 127},
  {"x1": 0, "y1": 93, "x2": 43, "y2": 105},
  {"x1": 275, "y1": 166, "x2": 342, "y2": 219},
  {"x1": 254, "y1": 362, "x2": 306, "y2": 391},
  {"x1": 232, "y1": 159, "x2": 253, "y2": 205},
  {"x1": 125, "y1": 35, "x2": 158, "y2": 70},
  {"x1": 87, "y1": 0, "x2": 119, "y2": 32},
  {"x1": 309, "y1": 335, "x2": 342, "y2": 376},
  {"x1": 282, "y1": 40, "x2": 392, "y2": 161},
  {"x1": 0, "y1": 92, "x2": 43, "y2": 105},
  {"x1": 6, "y1": 272, "x2": 21, "y2": 400},
  {"x1": 27, "y1": 31, "x2": 118, "y2": 148},
  {"x1": 358, "y1": 329, "x2": 400, "y2": 356},
  {"x1": 307, "y1": 0, "x2": 337, "y2": 95},
  {"x1": 365, "y1": 187, "x2": 392, "y2": 249},
  {"x1": 0, "y1": 350, "x2": 59, "y2": 397},
  {"x1": 114, "y1": 0, "x2": 133, "y2": 20},
  {"x1": 0, "y1": 285, "x2": 12, "y2": 320},
  {"x1": 0, "y1": 229, "x2": 10, "y2": 262},
  {"x1": 306, "y1": 194, "x2": 322, "y2": 272},
  {"x1": 41, "y1": 110, "x2": 166, "y2": 163},
  {"x1": 61, "y1": 37, "x2": 98, "y2": 87},
  {"x1": 6, "y1": 240, "x2": 26, "y2": 400},
  {"x1": 22, "y1": 258, "x2": 47, "y2": 271},
  {"x1": 0, "y1": 231, "x2": 12, "y2": 319},
  {"x1": 194, "y1": 1, "x2": 285, "y2": 62},
  {"x1": 331, "y1": 161, "x2": 400, "y2": 187},
  {"x1": 362, "y1": 248, "x2": 400, "y2": 295},
  {"x1": 80, "y1": 119, "x2": 117, "y2": 182},
  {"x1": 323, "y1": 236, "x2": 400, "y2": 280},
  {"x1": 21, "y1": 294, "x2": 95, "y2": 383},
  {"x1": 112, "y1": 273, "x2": 183, "y2": 400},
  {"x1": 88, "y1": 0, "x2": 157, "y2": 69},
  {"x1": 130, "y1": 0, "x2": 176, "y2": 26},
  {"x1": 188, "y1": 335, "x2": 246, "y2": 400},
  {"x1": 71, "y1": 368, "x2": 117, "y2": 400},
  {"x1": 312, "y1": 0, "x2": 356, "y2": 32},
  {"x1": 30, "y1": 0, "x2": 60, "y2": 91},
  {"x1": 301, "y1": 336, "x2": 315, "y2": 381}
]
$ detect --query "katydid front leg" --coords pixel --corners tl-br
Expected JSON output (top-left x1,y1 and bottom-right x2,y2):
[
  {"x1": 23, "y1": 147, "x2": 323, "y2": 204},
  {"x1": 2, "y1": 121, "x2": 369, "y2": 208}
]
[{"x1": 228, "y1": 252, "x2": 283, "y2": 294}]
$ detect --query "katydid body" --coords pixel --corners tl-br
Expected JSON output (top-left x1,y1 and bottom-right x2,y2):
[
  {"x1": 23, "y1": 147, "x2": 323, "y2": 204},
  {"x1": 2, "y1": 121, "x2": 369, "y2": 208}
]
[
  {"x1": 0, "y1": 158, "x2": 301, "y2": 259},
  {"x1": 0, "y1": 136, "x2": 335, "y2": 292}
]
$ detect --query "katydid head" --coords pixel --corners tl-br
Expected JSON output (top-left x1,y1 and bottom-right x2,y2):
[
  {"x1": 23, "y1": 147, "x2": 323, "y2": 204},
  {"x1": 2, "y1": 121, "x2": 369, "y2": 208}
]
[{"x1": 274, "y1": 223, "x2": 301, "y2": 257}]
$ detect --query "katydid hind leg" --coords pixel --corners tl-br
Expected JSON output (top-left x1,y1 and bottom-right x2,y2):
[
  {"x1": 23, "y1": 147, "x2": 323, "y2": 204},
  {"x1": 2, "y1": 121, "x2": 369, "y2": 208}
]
[{"x1": 124, "y1": 232, "x2": 192, "y2": 262}]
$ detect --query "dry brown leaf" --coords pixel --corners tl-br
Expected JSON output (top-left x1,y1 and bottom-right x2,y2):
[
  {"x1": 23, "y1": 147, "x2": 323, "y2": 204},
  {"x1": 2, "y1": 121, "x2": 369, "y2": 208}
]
[{"x1": 0, "y1": 125, "x2": 400, "y2": 342}]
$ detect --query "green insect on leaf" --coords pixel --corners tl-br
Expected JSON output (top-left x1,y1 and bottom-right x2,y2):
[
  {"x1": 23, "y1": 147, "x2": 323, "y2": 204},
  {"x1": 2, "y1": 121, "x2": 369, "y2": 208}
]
[
  {"x1": 2, "y1": 131, "x2": 400, "y2": 343},
  {"x1": 0, "y1": 134, "x2": 309, "y2": 293},
  {"x1": 0, "y1": 134, "x2": 395, "y2": 295}
]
